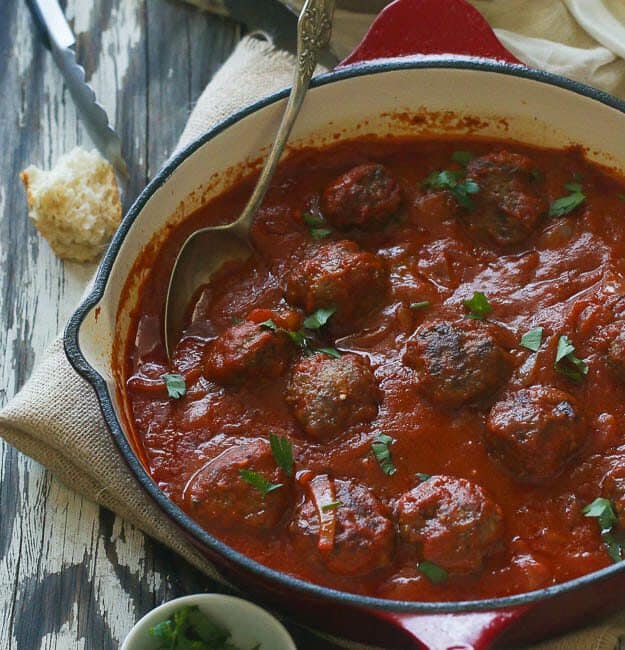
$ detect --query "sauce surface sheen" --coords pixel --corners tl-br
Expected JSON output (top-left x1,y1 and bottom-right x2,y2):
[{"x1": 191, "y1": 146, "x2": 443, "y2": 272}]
[{"x1": 124, "y1": 137, "x2": 625, "y2": 602}]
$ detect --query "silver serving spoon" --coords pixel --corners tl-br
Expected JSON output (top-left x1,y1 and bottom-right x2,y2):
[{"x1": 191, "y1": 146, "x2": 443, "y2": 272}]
[{"x1": 164, "y1": 0, "x2": 336, "y2": 359}]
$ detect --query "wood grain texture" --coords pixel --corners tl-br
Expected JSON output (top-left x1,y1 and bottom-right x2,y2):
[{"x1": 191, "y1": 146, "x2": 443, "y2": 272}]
[{"x1": 0, "y1": 2, "x2": 329, "y2": 648}]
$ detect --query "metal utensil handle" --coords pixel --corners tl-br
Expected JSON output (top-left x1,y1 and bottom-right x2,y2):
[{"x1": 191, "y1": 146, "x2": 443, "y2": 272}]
[{"x1": 232, "y1": 0, "x2": 335, "y2": 234}]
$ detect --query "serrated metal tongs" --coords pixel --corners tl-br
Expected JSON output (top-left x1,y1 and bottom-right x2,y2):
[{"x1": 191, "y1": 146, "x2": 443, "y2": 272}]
[{"x1": 25, "y1": 0, "x2": 129, "y2": 177}]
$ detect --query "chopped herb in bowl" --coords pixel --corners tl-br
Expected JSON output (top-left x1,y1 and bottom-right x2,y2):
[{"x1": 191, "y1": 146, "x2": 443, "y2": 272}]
[{"x1": 149, "y1": 605, "x2": 259, "y2": 650}]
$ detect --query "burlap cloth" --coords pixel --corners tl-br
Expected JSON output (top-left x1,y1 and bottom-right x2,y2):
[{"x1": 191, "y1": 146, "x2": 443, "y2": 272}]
[{"x1": 4, "y1": 2, "x2": 625, "y2": 647}]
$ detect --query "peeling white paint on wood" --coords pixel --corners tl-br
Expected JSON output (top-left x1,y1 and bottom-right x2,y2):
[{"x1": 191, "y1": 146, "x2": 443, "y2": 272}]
[{"x1": 0, "y1": 2, "x2": 241, "y2": 648}]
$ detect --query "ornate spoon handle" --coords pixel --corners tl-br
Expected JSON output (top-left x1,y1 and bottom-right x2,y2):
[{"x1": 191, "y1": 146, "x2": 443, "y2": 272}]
[
  {"x1": 233, "y1": 0, "x2": 336, "y2": 234},
  {"x1": 297, "y1": 0, "x2": 336, "y2": 79}
]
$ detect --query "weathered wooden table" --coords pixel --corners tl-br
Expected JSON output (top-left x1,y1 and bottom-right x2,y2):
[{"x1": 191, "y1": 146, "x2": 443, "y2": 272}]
[{"x1": 0, "y1": 2, "x2": 335, "y2": 647}]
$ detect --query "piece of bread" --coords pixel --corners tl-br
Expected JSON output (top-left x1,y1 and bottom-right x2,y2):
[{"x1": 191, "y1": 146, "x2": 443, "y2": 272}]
[{"x1": 20, "y1": 148, "x2": 122, "y2": 263}]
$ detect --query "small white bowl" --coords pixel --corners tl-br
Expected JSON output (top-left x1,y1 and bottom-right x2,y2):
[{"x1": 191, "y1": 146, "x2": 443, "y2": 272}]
[{"x1": 121, "y1": 594, "x2": 297, "y2": 650}]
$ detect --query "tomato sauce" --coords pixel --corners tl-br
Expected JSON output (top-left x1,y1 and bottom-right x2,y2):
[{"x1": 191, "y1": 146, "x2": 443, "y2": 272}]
[{"x1": 124, "y1": 137, "x2": 625, "y2": 602}]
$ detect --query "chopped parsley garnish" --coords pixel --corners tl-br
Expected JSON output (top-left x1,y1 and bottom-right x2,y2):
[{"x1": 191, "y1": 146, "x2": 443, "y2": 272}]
[
  {"x1": 372, "y1": 434, "x2": 397, "y2": 476},
  {"x1": 269, "y1": 433, "x2": 294, "y2": 476},
  {"x1": 619, "y1": 193, "x2": 625, "y2": 203},
  {"x1": 321, "y1": 500, "x2": 342, "y2": 512},
  {"x1": 583, "y1": 497, "x2": 625, "y2": 563},
  {"x1": 410, "y1": 301, "x2": 432, "y2": 311},
  {"x1": 303, "y1": 307, "x2": 336, "y2": 330},
  {"x1": 424, "y1": 169, "x2": 480, "y2": 210},
  {"x1": 520, "y1": 327, "x2": 544, "y2": 352},
  {"x1": 239, "y1": 469, "x2": 283, "y2": 497},
  {"x1": 259, "y1": 319, "x2": 278, "y2": 332},
  {"x1": 149, "y1": 604, "x2": 249, "y2": 649},
  {"x1": 303, "y1": 212, "x2": 332, "y2": 240},
  {"x1": 416, "y1": 473, "x2": 432, "y2": 482},
  {"x1": 418, "y1": 561, "x2": 448, "y2": 584},
  {"x1": 452, "y1": 150, "x2": 473, "y2": 166},
  {"x1": 555, "y1": 335, "x2": 588, "y2": 382},
  {"x1": 549, "y1": 182, "x2": 586, "y2": 217},
  {"x1": 464, "y1": 291, "x2": 492, "y2": 320},
  {"x1": 583, "y1": 497, "x2": 618, "y2": 531},
  {"x1": 162, "y1": 373, "x2": 186, "y2": 399},
  {"x1": 317, "y1": 346, "x2": 342, "y2": 359},
  {"x1": 286, "y1": 329, "x2": 307, "y2": 347}
]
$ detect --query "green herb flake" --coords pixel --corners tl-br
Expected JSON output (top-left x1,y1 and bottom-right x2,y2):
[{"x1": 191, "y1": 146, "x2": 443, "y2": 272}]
[
  {"x1": 549, "y1": 182, "x2": 586, "y2": 217},
  {"x1": 286, "y1": 329, "x2": 307, "y2": 347},
  {"x1": 520, "y1": 327, "x2": 544, "y2": 352},
  {"x1": 583, "y1": 497, "x2": 625, "y2": 563},
  {"x1": 303, "y1": 307, "x2": 336, "y2": 330},
  {"x1": 418, "y1": 561, "x2": 448, "y2": 584},
  {"x1": 602, "y1": 532, "x2": 625, "y2": 563},
  {"x1": 583, "y1": 497, "x2": 618, "y2": 533},
  {"x1": 239, "y1": 469, "x2": 283, "y2": 497},
  {"x1": 618, "y1": 193, "x2": 625, "y2": 203},
  {"x1": 303, "y1": 212, "x2": 332, "y2": 240},
  {"x1": 311, "y1": 227, "x2": 332, "y2": 240},
  {"x1": 162, "y1": 373, "x2": 186, "y2": 400},
  {"x1": 452, "y1": 150, "x2": 474, "y2": 166},
  {"x1": 269, "y1": 433, "x2": 294, "y2": 476},
  {"x1": 554, "y1": 335, "x2": 588, "y2": 382},
  {"x1": 410, "y1": 301, "x2": 432, "y2": 311},
  {"x1": 316, "y1": 346, "x2": 342, "y2": 359},
  {"x1": 416, "y1": 473, "x2": 432, "y2": 482},
  {"x1": 259, "y1": 319, "x2": 278, "y2": 332},
  {"x1": 149, "y1": 605, "x2": 237, "y2": 649},
  {"x1": 424, "y1": 169, "x2": 480, "y2": 210},
  {"x1": 321, "y1": 500, "x2": 343, "y2": 512},
  {"x1": 303, "y1": 212, "x2": 324, "y2": 227},
  {"x1": 464, "y1": 291, "x2": 492, "y2": 320},
  {"x1": 372, "y1": 434, "x2": 397, "y2": 476}
]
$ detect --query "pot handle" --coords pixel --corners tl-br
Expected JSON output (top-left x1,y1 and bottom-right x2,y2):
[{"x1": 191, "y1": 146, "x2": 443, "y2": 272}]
[
  {"x1": 375, "y1": 606, "x2": 531, "y2": 649},
  {"x1": 338, "y1": 0, "x2": 522, "y2": 68}
]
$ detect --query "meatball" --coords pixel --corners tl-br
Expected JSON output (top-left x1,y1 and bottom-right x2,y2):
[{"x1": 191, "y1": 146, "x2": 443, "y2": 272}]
[
  {"x1": 285, "y1": 240, "x2": 388, "y2": 331},
  {"x1": 396, "y1": 475, "x2": 503, "y2": 574},
  {"x1": 183, "y1": 438, "x2": 290, "y2": 530},
  {"x1": 286, "y1": 353, "x2": 380, "y2": 441},
  {"x1": 402, "y1": 319, "x2": 512, "y2": 408},
  {"x1": 463, "y1": 151, "x2": 547, "y2": 246},
  {"x1": 485, "y1": 386, "x2": 588, "y2": 484},
  {"x1": 321, "y1": 163, "x2": 402, "y2": 229},
  {"x1": 204, "y1": 320, "x2": 293, "y2": 384},
  {"x1": 290, "y1": 475, "x2": 395, "y2": 575},
  {"x1": 607, "y1": 331, "x2": 625, "y2": 383}
]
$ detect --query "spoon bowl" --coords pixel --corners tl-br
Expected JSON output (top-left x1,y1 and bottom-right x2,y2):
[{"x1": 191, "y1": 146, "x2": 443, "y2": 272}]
[{"x1": 165, "y1": 227, "x2": 252, "y2": 345}]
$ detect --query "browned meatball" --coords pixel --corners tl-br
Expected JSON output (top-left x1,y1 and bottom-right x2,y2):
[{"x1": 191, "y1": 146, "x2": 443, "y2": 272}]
[
  {"x1": 286, "y1": 240, "x2": 388, "y2": 331},
  {"x1": 204, "y1": 320, "x2": 293, "y2": 384},
  {"x1": 607, "y1": 331, "x2": 625, "y2": 382},
  {"x1": 286, "y1": 353, "x2": 380, "y2": 441},
  {"x1": 184, "y1": 438, "x2": 290, "y2": 530},
  {"x1": 485, "y1": 386, "x2": 588, "y2": 484},
  {"x1": 290, "y1": 475, "x2": 395, "y2": 576},
  {"x1": 403, "y1": 319, "x2": 512, "y2": 408},
  {"x1": 321, "y1": 163, "x2": 402, "y2": 229},
  {"x1": 464, "y1": 151, "x2": 547, "y2": 246},
  {"x1": 396, "y1": 475, "x2": 503, "y2": 574}
]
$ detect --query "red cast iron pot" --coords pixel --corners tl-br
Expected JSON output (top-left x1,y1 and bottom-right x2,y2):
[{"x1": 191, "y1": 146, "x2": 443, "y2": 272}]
[{"x1": 65, "y1": 0, "x2": 625, "y2": 647}]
